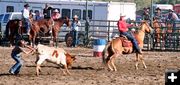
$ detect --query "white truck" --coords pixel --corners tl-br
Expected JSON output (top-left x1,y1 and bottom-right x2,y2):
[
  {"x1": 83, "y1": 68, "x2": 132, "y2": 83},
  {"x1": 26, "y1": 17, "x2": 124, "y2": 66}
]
[{"x1": 0, "y1": 12, "x2": 22, "y2": 37}]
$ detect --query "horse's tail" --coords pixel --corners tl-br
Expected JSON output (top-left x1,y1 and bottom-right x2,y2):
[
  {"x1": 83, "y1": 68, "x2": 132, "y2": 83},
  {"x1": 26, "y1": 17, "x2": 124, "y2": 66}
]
[{"x1": 102, "y1": 41, "x2": 111, "y2": 64}]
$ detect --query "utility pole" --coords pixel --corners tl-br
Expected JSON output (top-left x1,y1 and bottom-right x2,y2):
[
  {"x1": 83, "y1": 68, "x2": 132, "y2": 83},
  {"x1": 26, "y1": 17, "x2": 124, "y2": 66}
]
[
  {"x1": 151, "y1": 0, "x2": 153, "y2": 27},
  {"x1": 85, "y1": 0, "x2": 90, "y2": 46}
]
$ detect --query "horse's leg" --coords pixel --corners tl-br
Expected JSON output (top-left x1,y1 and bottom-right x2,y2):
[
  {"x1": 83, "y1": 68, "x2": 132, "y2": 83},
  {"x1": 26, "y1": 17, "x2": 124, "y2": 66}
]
[
  {"x1": 53, "y1": 37, "x2": 57, "y2": 47},
  {"x1": 31, "y1": 32, "x2": 37, "y2": 47},
  {"x1": 135, "y1": 53, "x2": 140, "y2": 70},
  {"x1": 53, "y1": 31, "x2": 58, "y2": 47},
  {"x1": 110, "y1": 53, "x2": 119, "y2": 71},
  {"x1": 9, "y1": 33, "x2": 14, "y2": 47},
  {"x1": 106, "y1": 55, "x2": 113, "y2": 71},
  {"x1": 139, "y1": 54, "x2": 147, "y2": 69}
]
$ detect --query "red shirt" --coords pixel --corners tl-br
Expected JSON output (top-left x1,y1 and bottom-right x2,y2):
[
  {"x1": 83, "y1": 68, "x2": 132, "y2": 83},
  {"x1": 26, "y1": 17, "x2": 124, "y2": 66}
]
[{"x1": 117, "y1": 20, "x2": 132, "y2": 32}]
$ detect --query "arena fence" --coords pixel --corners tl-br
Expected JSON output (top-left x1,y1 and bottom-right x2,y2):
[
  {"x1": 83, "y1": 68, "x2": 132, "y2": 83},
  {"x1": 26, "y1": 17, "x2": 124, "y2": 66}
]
[
  {"x1": 66, "y1": 20, "x2": 180, "y2": 51},
  {"x1": 1, "y1": 20, "x2": 180, "y2": 51}
]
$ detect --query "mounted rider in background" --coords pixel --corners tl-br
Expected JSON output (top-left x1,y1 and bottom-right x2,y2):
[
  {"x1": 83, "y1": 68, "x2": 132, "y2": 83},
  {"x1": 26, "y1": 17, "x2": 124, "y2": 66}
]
[
  {"x1": 43, "y1": 3, "x2": 53, "y2": 19},
  {"x1": 166, "y1": 9, "x2": 180, "y2": 32},
  {"x1": 153, "y1": 7, "x2": 165, "y2": 27},
  {"x1": 22, "y1": 4, "x2": 30, "y2": 35}
]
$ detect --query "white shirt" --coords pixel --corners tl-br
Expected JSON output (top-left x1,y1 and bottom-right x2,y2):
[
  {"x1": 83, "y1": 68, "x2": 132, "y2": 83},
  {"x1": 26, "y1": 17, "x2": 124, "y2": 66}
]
[
  {"x1": 71, "y1": 21, "x2": 81, "y2": 31},
  {"x1": 22, "y1": 8, "x2": 29, "y2": 19},
  {"x1": 172, "y1": 13, "x2": 180, "y2": 21}
]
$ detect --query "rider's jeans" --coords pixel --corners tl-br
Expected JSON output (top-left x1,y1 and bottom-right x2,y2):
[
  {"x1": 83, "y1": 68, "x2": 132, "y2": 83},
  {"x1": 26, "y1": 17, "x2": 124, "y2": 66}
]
[
  {"x1": 24, "y1": 18, "x2": 30, "y2": 33},
  {"x1": 9, "y1": 53, "x2": 23, "y2": 74},
  {"x1": 120, "y1": 32, "x2": 140, "y2": 51}
]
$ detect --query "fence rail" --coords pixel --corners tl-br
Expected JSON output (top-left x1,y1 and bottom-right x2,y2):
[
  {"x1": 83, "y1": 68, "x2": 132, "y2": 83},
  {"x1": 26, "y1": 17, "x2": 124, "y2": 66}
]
[
  {"x1": 1, "y1": 19, "x2": 180, "y2": 51},
  {"x1": 66, "y1": 20, "x2": 180, "y2": 51}
]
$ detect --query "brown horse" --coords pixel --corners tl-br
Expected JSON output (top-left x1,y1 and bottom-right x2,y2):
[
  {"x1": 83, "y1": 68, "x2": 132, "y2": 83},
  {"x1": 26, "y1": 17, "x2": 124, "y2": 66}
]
[
  {"x1": 153, "y1": 19, "x2": 161, "y2": 43},
  {"x1": 5, "y1": 19, "x2": 23, "y2": 46},
  {"x1": 153, "y1": 19, "x2": 173, "y2": 48},
  {"x1": 102, "y1": 21, "x2": 153, "y2": 71},
  {"x1": 29, "y1": 17, "x2": 70, "y2": 47}
]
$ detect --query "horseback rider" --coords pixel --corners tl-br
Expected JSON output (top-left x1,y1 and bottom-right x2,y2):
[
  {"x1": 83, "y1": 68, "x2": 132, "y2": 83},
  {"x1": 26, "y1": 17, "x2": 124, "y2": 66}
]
[
  {"x1": 142, "y1": 7, "x2": 151, "y2": 22},
  {"x1": 52, "y1": 9, "x2": 61, "y2": 20},
  {"x1": 48, "y1": 9, "x2": 61, "y2": 34},
  {"x1": 153, "y1": 7, "x2": 165, "y2": 27},
  {"x1": 154, "y1": 7, "x2": 163, "y2": 20},
  {"x1": 117, "y1": 14, "x2": 142, "y2": 54},
  {"x1": 43, "y1": 3, "x2": 53, "y2": 19},
  {"x1": 166, "y1": 9, "x2": 180, "y2": 32},
  {"x1": 22, "y1": 3, "x2": 30, "y2": 35}
]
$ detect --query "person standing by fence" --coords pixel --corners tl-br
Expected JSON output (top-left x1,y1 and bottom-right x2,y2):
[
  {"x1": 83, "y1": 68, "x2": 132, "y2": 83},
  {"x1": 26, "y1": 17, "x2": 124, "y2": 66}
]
[{"x1": 71, "y1": 15, "x2": 81, "y2": 47}]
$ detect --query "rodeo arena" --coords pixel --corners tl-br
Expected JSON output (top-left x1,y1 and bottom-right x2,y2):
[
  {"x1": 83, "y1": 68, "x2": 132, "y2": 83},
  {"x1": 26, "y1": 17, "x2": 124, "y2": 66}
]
[{"x1": 0, "y1": 0, "x2": 180, "y2": 85}]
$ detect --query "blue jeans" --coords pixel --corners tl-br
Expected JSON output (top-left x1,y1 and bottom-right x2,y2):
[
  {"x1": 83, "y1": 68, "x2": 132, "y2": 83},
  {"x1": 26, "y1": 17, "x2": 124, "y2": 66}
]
[
  {"x1": 71, "y1": 30, "x2": 78, "y2": 47},
  {"x1": 120, "y1": 32, "x2": 140, "y2": 51},
  {"x1": 9, "y1": 53, "x2": 23, "y2": 74},
  {"x1": 24, "y1": 18, "x2": 30, "y2": 33}
]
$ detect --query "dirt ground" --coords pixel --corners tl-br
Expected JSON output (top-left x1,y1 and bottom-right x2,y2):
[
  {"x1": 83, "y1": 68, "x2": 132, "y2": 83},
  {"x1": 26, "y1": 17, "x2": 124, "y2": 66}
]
[{"x1": 0, "y1": 42, "x2": 180, "y2": 85}]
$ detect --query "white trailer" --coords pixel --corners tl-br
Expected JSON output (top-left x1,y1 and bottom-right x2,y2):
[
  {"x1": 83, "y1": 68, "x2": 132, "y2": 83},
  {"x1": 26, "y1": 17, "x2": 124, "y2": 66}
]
[
  {"x1": 0, "y1": 0, "x2": 136, "y2": 20},
  {"x1": 0, "y1": 0, "x2": 136, "y2": 42}
]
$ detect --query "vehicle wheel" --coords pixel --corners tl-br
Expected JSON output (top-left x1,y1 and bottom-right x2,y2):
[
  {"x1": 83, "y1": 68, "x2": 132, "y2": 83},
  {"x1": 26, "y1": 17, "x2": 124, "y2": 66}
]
[{"x1": 65, "y1": 33, "x2": 73, "y2": 47}]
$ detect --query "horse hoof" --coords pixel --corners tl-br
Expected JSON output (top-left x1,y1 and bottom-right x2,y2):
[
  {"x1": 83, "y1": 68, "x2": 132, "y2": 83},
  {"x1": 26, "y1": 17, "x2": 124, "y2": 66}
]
[{"x1": 108, "y1": 69, "x2": 113, "y2": 71}]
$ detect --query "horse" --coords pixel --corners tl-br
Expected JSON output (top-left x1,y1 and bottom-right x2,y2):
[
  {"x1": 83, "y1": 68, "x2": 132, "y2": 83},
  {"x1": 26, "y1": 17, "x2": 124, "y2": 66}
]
[
  {"x1": 153, "y1": 19, "x2": 166, "y2": 47},
  {"x1": 102, "y1": 21, "x2": 153, "y2": 71},
  {"x1": 5, "y1": 14, "x2": 35, "y2": 47},
  {"x1": 5, "y1": 19, "x2": 23, "y2": 47},
  {"x1": 29, "y1": 17, "x2": 70, "y2": 47},
  {"x1": 51, "y1": 17, "x2": 70, "y2": 46},
  {"x1": 153, "y1": 19, "x2": 165, "y2": 43}
]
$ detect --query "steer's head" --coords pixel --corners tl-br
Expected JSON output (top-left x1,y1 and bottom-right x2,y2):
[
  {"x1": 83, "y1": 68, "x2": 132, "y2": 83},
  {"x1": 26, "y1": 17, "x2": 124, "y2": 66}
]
[{"x1": 65, "y1": 53, "x2": 76, "y2": 68}]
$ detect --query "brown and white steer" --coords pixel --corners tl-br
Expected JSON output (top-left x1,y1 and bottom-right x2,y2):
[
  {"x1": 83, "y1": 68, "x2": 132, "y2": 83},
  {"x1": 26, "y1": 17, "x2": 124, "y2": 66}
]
[{"x1": 35, "y1": 44, "x2": 75, "y2": 76}]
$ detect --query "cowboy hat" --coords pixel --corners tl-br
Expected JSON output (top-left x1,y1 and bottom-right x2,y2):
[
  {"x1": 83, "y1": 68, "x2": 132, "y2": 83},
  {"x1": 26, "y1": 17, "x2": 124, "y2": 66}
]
[
  {"x1": 24, "y1": 4, "x2": 30, "y2": 7},
  {"x1": 120, "y1": 13, "x2": 126, "y2": 17},
  {"x1": 155, "y1": 7, "x2": 161, "y2": 11},
  {"x1": 73, "y1": 15, "x2": 78, "y2": 18},
  {"x1": 53, "y1": 9, "x2": 59, "y2": 12},
  {"x1": 169, "y1": 9, "x2": 174, "y2": 12}
]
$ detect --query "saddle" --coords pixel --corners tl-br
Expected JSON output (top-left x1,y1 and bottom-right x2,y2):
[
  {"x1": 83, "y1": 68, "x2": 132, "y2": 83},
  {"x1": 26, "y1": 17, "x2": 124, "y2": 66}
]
[{"x1": 119, "y1": 36, "x2": 133, "y2": 47}]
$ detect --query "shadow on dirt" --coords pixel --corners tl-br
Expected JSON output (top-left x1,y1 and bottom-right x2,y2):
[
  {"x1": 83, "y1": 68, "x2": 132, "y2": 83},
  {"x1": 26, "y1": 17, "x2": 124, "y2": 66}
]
[
  {"x1": 71, "y1": 66, "x2": 94, "y2": 70},
  {"x1": 25, "y1": 65, "x2": 104, "y2": 71},
  {"x1": 0, "y1": 73, "x2": 15, "y2": 77}
]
